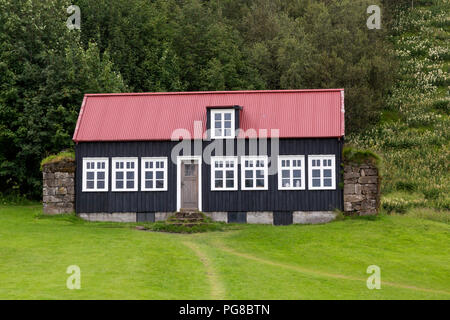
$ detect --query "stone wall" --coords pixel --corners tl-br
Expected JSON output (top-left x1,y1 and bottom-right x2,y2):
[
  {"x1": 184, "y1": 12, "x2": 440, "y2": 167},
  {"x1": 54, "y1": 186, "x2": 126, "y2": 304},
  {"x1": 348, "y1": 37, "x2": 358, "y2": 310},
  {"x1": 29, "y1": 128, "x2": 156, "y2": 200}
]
[
  {"x1": 42, "y1": 159, "x2": 76, "y2": 214},
  {"x1": 343, "y1": 161, "x2": 380, "y2": 216}
]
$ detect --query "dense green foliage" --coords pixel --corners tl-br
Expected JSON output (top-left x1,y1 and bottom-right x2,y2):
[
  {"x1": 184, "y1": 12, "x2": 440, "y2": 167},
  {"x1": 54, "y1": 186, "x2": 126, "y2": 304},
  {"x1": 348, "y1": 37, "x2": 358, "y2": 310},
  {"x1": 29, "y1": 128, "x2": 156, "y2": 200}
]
[
  {"x1": 0, "y1": 0, "x2": 395, "y2": 199},
  {"x1": 348, "y1": 0, "x2": 450, "y2": 211},
  {"x1": 1, "y1": 205, "x2": 449, "y2": 299},
  {"x1": 0, "y1": 0, "x2": 126, "y2": 198}
]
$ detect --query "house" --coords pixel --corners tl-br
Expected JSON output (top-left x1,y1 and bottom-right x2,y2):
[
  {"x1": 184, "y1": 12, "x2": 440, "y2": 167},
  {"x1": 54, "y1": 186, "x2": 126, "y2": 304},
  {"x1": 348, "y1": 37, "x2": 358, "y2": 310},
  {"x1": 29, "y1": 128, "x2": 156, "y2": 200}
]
[{"x1": 72, "y1": 89, "x2": 345, "y2": 224}]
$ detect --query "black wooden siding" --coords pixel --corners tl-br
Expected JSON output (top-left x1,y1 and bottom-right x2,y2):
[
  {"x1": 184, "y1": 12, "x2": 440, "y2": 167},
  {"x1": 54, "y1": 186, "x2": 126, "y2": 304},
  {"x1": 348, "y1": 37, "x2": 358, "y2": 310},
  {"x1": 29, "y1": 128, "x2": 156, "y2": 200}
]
[{"x1": 75, "y1": 138, "x2": 343, "y2": 213}]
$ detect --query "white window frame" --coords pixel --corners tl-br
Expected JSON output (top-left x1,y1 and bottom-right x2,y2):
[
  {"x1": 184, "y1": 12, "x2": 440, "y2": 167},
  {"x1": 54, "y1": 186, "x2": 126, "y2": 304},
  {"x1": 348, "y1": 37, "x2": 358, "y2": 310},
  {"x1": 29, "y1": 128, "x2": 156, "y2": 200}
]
[
  {"x1": 308, "y1": 155, "x2": 336, "y2": 190},
  {"x1": 82, "y1": 158, "x2": 109, "y2": 192},
  {"x1": 210, "y1": 109, "x2": 235, "y2": 139},
  {"x1": 112, "y1": 157, "x2": 138, "y2": 192},
  {"x1": 240, "y1": 156, "x2": 268, "y2": 190},
  {"x1": 210, "y1": 156, "x2": 238, "y2": 191},
  {"x1": 141, "y1": 157, "x2": 168, "y2": 191},
  {"x1": 277, "y1": 155, "x2": 306, "y2": 190}
]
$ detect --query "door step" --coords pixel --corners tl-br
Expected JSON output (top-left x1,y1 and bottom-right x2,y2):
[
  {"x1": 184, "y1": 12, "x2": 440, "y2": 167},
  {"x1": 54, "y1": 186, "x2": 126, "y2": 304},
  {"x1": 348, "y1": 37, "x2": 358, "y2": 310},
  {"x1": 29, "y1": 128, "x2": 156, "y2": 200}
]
[{"x1": 167, "y1": 210, "x2": 209, "y2": 226}]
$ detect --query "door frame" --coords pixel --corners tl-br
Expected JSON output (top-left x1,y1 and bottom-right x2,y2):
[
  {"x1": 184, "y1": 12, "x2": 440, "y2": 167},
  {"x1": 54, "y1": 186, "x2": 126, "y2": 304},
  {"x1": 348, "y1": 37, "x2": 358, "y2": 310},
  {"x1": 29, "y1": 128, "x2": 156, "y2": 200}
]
[{"x1": 177, "y1": 156, "x2": 202, "y2": 212}]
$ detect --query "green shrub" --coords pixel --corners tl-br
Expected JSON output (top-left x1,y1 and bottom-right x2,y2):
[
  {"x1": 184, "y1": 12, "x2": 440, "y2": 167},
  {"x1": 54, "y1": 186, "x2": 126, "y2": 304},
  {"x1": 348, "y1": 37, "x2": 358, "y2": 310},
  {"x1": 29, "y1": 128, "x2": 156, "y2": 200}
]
[
  {"x1": 395, "y1": 181, "x2": 417, "y2": 192},
  {"x1": 0, "y1": 193, "x2": 36, "y2": 206},
  {"x1": 423, "y1": 188, "x2": 440, "y2": 200},
  {"x1": 143, "y1": 221, "x2": 228, "y2": 233},
  {"x1": 432, "y1": 99, "x2": 449, "y2": 114},
  {"x1": 382, "y1": 198, "x2": 410, "y2": 214}
]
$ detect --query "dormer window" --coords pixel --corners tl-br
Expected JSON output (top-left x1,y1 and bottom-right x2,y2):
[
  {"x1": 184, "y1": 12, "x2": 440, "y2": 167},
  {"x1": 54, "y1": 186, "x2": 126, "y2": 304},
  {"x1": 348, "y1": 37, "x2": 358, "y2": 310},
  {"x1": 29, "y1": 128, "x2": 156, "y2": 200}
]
[{"x1": 211, "y1": 109, "x2": 235, "y2": 139}]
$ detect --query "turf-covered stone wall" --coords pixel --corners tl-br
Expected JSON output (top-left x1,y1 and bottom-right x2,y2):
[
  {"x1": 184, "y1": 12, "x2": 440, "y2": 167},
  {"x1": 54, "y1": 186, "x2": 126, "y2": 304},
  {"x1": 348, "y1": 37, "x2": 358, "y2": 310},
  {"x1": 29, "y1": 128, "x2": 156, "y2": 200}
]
[
  {"x1": 42, "y1": 159, "x2": 75, "y2": 214},
  {"x1": 343, "y1": 161, "x2": 380, "y2": 216}
]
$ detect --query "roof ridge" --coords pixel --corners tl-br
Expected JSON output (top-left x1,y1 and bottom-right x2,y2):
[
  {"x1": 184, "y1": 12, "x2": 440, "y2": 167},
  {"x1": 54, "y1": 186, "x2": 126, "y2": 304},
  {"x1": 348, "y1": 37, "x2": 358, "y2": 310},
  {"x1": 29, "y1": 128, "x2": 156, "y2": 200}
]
[{"x1": 84, "y1": 89, "x2": 344, "y2": 97}]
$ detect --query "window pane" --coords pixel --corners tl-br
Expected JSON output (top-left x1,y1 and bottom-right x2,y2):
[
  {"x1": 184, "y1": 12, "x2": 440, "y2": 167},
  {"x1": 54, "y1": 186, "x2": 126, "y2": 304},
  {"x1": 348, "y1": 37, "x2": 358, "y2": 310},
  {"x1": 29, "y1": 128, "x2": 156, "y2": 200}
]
[
  {"x1": 293, "y1": 179, "x2": 301, "y2": 187},
  {"x1": 323, "y1": 159, "x2": 327, "y2": 166},
  {"x1": 215, "y1": 180, "x2": 223, "y2": 188},
  {"x1": 312, "y1": 169, "x2": 320, "y2": 178},
  {"x1": 126, "y1": 162, "x2": 130, "y2": 169},
  {"x1": 156, "y1": 180, "x2": 164, "y2": 188},
  {"x1": 145, "y1": 181, "x2": 153, "y2": 189},
  {"x1": 312, "y1": 179, "x2": 320, "y2": 187},
  {"x1": 126, "y1": 172, "x2": 134, "y2": 180},
  {"x1": 116, "y1": 172, "x2": 123, "y2": 180},
  {"x1": 215, "y1": 171, "x2": 223, "y2": 179},
  {"x1": 226, "y1": 180, "x2": 234, "y2": 188},
  {"x1": 226, "y1": 170, "x2": 233, "y2": 179},
  {"x1": 86, "y1": 181, "x2": 94, "y2": 189},
  {"x1": 145, "y1": 171, "x2": 153, "y2": 180},
  {"x1": 116, "y1": 181, "x2": 123, "y2": 189},
  {"x1": 328, "y1": 159, "x2": 332, "y2": 166},
  {"x1": 116, "y1": 162, "x2": 120, "y2": 169},
  {"x1": 97, "y1": 162, "x2": 101, "y2": 169},
  {"x1": 87, "y1": 162, "x2": 91, "y2": 169},
  {"x1": 224, "y1": 129, "x2": 231, "y2": 136},
  {"x1": 245, "y1": 170, "x2": 253, "y2": 178},
  {"x1": 245, "y1": 179, "x2": 253, "y2": 188},
  {"x1": 145, "y1": 162, "x2": 149, "y2": 169},
  {"x1": 282, "y1": 179, "x2": 290, "y2": 187},
  {"x1": 156, "y1": 162, "x2": 160, "y2": 168},
  {"x1": 156, "y1": 171, "x2": 164, "y2": 179},
  {"x1": 214, "y1": 113, "x2": 221, "y2": 120},
  {"x1": 324, "y1": 169, "x2": 332, "y2": 177},
  {"x1": 215, "y1": 129, "x2": 222, "y2": 137},
  {"x1": 126, "y1": 181, "x2": 134, "y2": 189},
  {"x1": 160, "y1": 162, "x2": 164, "y2": 169},
  {"x1": 256, "y1": 179, "x2": 264, "y2": 187},
  {"x1": 97, "y1": 181, "x2": 105, "y2": 189},
  {"x1": 256, "y1": 170, "x2": 264, "y2": 178},
  {"x1": 324, "y1": 179, "x2": 332, "y2": 187},
  {"x1": 293, "y1": 170, "x2": 301, "y2": 178},
  {"x1": 224, "y1": 113, "x2": 231, "y2": 120},
  {"x1": 97, "y1": 172, "x2": 105, "y2": 180},
  {"x1": 224, "y1": 121, "x2": 231, "y2": 128},
  {"x1": 149, "y1": 162, "x2": 153, "y2": 168},
  {"x1": 86, "y1": 172, "x2": 94, "y2": 180},
  {"x1": 281, "y1": 160, "x2": 286, "y2": 167},
  {"x1": 282, "y1": 170, "x2": 290, "y2": 178},
  {"x1": 285, "y1": 160, "x2": 290, "y2": 166},
  {"x1": 185, "y1": 164, "x2": 195, "y2": 176},
  {"x1": 215, "y1": 121, "x2": 221, "y2": 129}
]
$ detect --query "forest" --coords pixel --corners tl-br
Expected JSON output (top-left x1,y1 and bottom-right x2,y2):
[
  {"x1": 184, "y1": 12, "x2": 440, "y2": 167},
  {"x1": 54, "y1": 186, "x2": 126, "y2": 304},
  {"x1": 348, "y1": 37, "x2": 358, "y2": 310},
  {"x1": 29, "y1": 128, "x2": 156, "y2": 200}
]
[{"x1": 0, "y1": 0, "x2": 433, "y2": 199}]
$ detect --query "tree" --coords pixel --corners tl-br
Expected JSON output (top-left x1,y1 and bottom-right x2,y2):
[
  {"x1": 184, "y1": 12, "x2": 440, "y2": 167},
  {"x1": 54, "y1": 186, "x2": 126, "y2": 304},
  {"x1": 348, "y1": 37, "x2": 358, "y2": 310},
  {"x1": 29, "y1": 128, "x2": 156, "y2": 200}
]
[{"x1": 0, "y1": 0, "x2": 126, "y2": 198}]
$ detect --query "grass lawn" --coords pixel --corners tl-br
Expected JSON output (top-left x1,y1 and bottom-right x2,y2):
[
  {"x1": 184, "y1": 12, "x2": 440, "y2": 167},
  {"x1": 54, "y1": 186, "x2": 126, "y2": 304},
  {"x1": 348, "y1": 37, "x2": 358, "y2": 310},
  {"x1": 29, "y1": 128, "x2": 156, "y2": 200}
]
[{"x1": 0, "y1": 205, "x2": 449, "y2": 299}]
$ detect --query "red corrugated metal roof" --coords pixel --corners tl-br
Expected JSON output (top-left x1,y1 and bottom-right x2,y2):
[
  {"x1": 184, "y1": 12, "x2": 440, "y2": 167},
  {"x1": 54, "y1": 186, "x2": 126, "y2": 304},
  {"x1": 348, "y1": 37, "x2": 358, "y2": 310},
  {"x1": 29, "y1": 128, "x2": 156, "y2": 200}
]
[{"x1": 73, "y1": 89, "x2": 345, "y2": 142}]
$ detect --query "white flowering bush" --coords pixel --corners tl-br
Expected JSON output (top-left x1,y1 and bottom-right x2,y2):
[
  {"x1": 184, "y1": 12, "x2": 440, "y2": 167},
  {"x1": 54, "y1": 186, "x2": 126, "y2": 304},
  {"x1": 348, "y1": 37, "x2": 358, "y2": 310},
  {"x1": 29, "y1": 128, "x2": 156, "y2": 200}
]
[{"x1": 349, "y1": 0, "x2": 450, "y2": 210}]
